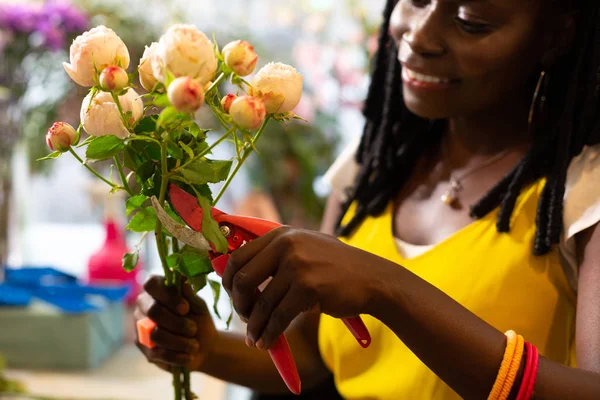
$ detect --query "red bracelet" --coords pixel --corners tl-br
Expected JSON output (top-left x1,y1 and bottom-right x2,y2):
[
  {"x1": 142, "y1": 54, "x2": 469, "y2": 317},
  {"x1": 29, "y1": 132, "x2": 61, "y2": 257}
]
[
  {"x1": 524, "y1": 344, "x2": 539, "y2": 399},
  {"x1": 516, "y1": 342, "x2": 534, "y2": 400}
]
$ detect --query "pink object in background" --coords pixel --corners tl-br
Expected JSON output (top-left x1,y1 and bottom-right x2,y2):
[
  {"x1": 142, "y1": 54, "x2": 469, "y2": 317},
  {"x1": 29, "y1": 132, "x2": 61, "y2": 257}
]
[{"x1": 87, "y1": 218, "x2": 141, "y2": 305}]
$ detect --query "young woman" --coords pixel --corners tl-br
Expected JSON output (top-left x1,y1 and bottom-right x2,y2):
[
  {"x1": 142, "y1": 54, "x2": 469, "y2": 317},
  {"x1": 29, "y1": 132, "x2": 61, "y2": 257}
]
[{"x1": 135, "y1": 0, "x2": 600, "y2": 398}]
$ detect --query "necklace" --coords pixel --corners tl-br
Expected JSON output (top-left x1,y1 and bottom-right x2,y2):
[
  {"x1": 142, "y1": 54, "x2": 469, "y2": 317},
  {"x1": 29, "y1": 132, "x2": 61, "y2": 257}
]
[{"x1": 440, "y1": 149, "x2": 510, "y2": 206}]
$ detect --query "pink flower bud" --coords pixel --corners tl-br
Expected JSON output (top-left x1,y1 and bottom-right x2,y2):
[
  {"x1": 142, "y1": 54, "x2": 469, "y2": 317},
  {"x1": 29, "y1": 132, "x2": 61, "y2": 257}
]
[
  {"x1": 221, "y1": 94, "x2": 237, "y2": 114},
  {"x1": 167, "y1": 76, "x2": 205, "y2": 113},
  {"x1": 229, "y1": 96, "x2": 266, "y2": 130},
  {"x1": 99, "y1": 65, "x2": 129, "y2": 92},
  {"x1": 222, "y1": 40, "x2": 258, "y2": 77},
  {"x1": 46, "y1": 122, "x2": 78, "y2": 152}
]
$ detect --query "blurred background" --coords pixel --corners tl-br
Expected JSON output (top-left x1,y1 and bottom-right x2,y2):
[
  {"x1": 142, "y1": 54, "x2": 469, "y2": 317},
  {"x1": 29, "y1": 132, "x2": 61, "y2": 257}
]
[{"x1": 0, "y1": 0, "x2": 384, "y2": 398}]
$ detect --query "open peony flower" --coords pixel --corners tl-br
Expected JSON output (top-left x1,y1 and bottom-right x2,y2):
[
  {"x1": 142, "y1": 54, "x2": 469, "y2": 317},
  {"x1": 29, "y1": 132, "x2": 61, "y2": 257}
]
[
  {"x1": 138, "y1": 42, "x2": 159, "y2": 92},
  {"x1": 152, "y1": 24, "x2": 217, "y2": 86},
  {"x1": 222, "y1": 40, "x2": 258, "y2": 77},
  {"x1": 63, "y1": 25, "x2": 130, "y2": 87},
  {"x1": 80, "y1": 88, "x2": 143, "y2": 139},
  {"x1": 250, "y1": 62, "x2": 303, "y2": 114}
]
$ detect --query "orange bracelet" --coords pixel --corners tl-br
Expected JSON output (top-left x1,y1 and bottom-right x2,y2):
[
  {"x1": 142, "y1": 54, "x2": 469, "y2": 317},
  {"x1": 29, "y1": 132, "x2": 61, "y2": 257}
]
[
  {"x1": 488, "y1": 330, "x2": 518, "y2": 400},
  {"x1": 499, "y1": 332, "x2": 525, "y2": 400}
]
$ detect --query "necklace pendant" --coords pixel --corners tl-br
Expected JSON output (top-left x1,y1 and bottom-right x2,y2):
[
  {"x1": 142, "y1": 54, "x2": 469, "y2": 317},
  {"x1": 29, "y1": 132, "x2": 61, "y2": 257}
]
[
  {"x1": 441, "y1": 179, "x2": 461, "y2": 206},
  {"x1": 441, "y1": 189, "x2": 456, "y2": 205}
]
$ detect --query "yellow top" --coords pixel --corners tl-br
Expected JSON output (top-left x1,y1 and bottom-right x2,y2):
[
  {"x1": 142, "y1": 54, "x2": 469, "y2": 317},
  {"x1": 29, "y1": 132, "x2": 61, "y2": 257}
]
[{"x1": 318, "y1": 180, "x2": 577, "y2": 399}]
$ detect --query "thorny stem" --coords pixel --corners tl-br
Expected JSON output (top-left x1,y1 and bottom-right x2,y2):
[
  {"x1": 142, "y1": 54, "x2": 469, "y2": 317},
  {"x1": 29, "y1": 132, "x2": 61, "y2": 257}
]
[{"x1": 68, "y1": 148, "x2": 118, "y2": 189}]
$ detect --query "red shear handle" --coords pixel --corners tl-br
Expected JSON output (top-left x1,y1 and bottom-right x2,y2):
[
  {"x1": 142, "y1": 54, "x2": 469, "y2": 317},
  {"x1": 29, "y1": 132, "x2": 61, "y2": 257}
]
[
  {"x1": 213, "y1": 254, "x2": 302, "y2": 394},
  {"x1": 343, "y1": 317, "x2": 371, "y2": 348},
  {"x1": 268, "y1": 334, "x2": 301, "y2": 395}
]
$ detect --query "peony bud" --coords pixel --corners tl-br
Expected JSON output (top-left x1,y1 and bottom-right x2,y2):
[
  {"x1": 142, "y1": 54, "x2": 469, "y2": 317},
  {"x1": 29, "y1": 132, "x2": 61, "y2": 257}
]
[
  {"x1": 229, "y1": 96, "x2": 266, "y2": 130},
  {"x1": 63, "y1": 25, "x2": 130, "y2": 87},
  {"x1": 80, "y1": 88, "x2": 143, "y2": 139},
  {"x1": 221, "y1": 94, "x2": 237, "y2": 114},
  {"x1": 152, "y1": 24, "x2": 217, "y2": 86},
  {"x1": 222, "y1": 40, "x2": 258, "y2": 77},
  {"x1": 250, "y1": 62, "x2": 303, "y2": 114},
  {"x1": 99, "y1": 65, "x2": 129, "y2": 92},
  {"x1": 138, "y1": 42, "x2": 159, "y2": 92},
  {"x1": 46, "y1": 122, "x2": 78, "y2": 152},
  {"x1": 167, "y1": 76, "x2": 205, "y2": 113}
]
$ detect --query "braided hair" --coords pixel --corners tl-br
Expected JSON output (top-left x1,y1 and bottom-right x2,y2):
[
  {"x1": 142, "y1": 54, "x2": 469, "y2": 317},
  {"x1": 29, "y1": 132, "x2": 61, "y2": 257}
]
[{"x1": 335, "y1": 0, "x2": 600, "y2": 255}]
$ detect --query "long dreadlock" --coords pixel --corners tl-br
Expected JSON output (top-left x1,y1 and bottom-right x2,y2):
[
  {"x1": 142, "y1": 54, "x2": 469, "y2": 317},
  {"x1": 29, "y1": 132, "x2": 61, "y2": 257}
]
[{"x1": 335, "y1": 0, "x2": 600, "y2": 256}]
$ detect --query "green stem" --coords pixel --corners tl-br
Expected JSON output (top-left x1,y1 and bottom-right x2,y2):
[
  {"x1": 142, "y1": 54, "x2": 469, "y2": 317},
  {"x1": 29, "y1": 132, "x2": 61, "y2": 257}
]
[
  {"x1": 155, "y1": 140, "x2": 173, "y2": 284},
  {"x1": 205, "y1": 72, "x2": 226, "y2": 95},
  {"x1": 111, "y1": 91, "x2": 131, "y2": 131},
  {"x1": 183, "y1": 368, "x2": 192, "y2": 400},
  {"x1": 173, "y1": 367, "x2": 183, "y2": 400},
  {"x1": 207, "y1": 101, "x2": 231, "y2": 131},
  {"x1": 214, "y1": 116, "x2": 271, "y2": 205},
  {"x1": 113, "y1": 155, "x2": 133, "y2": 196},
  {"x1": 173, "y1": 128, "x2": 233, "y2": 173},
  {"x1": 68, "y1": 148, "x2": 117, "y2": 189}
]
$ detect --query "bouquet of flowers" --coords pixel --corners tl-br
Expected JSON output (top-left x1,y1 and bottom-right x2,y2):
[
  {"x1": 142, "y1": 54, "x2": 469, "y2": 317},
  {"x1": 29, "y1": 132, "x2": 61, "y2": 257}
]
[{"x1": 40, "y1": 23, "x2": 303, "y2": 399}]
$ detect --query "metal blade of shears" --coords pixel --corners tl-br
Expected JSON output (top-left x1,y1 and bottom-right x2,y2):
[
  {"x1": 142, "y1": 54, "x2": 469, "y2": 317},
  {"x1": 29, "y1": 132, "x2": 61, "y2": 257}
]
[{"x1": 150, "y1": 196, "x2": 212, "y2": 251}]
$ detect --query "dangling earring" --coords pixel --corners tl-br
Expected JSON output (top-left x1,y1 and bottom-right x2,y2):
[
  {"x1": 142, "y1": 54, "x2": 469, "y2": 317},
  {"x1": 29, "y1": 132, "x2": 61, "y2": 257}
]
[{"x1": 528, "y1": 70, "x2": 547, "y2": 125}]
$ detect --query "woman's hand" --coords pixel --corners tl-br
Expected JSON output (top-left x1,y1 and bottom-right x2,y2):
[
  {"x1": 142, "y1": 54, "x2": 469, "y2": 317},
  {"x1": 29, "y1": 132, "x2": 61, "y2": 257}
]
[
  {"x1": 222, "y1": 226, "x2": 386, "y2": 350},
  {"x1": 134, "y1": 275, "x2": 219, "y2": 371}
]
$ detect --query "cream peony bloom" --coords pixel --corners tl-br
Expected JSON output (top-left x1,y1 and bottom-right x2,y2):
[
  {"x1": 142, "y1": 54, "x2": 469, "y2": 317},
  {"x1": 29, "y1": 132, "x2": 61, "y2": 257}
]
[
  {"x1": 80, "y1": 88, "x2": 143, "y2": 139},
  {"x1": 63, "y1": 25, "x2": 130, "y2": 87},
  {"x1": 138, "y1": 42, "x2": 159, "y2": 92},
  {"x1": 152, "y1": 24, "x2": 217, "y2": 85},
  {"x1": 250, "y1": 62, "x2": 303, "y2": 114}
]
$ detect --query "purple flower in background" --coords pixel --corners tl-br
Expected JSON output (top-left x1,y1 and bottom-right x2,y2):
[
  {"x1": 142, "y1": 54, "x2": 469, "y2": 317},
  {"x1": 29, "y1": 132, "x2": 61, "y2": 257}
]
[
  {"x1": 41, "y1": 1, "x2": 89, "y2": 33},
  {"x1": 0, "y1": 4, "x2": 41, "y2": 33},
  {"x1": 0, "y1": 1, "x2": 88, "y2": 52},
  {"x1": 37, "y1": 20, "x2": 65, "y2": 50}
]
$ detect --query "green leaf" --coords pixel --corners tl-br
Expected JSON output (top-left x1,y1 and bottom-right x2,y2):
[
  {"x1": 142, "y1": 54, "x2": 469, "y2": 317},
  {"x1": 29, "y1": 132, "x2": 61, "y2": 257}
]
[
  {"x1": 189, "y1": 124, "x2": 208, "y2": 140},
  {"x1": 180, "y1": 159, "x2": 232, "y2": 185},
  {"x1": 226, "y1": 298, "x2": 234, "y2": 329},
  {"x1": 194, "y1": 141, "x2": 209, "y2": 155},
  {"x1": 180, "y1": 141, "x2": 195, "y2": 159},
  {"x1": 134, "y1": 115, "x2": 157, "y2": 134},
  {"x1": 188, "y1": 274, "x2": 208, "y2": 292},
  {"x1": 126, "y1": 206, "x2": 157, "y2": 232},
  {"x1": 122, "y1": 250, "x2": 140, "y2": 272},
  {"x1": 177, "y1": 245, "x2": 213, "y2": 277},
  {"x1": 126, "y1": 194, "x2": 149, "y2": 216},
  {"x1": 208, "y1": 279, "x2": 222, "y2": 318},
  {"x1": 130, "y1": 140, "x2": 161, "y2": 161},
  {"x1": 76, "y1": 135, "x2": 97, "y2": 148},
  {"x1": 157, "y1": 106, "x2": 180, "y2": 128},
  {"x1": 198, "y1": 195, "x2": 228, "y2": 254},
  {"x1": 86, "y1": 135, "x2": 125, "y2": 161},
  {"x1": 137, "y1": 160, "x2": 156, "y2": 182},
  {"x1": 195, "y1": 183, "x2": 214, "y2": 203},
  {"x1": 152, "y1": 94, "x2": 170, "y2": 108},
  {"x1": 37, "y1": 151, "x2": 62, "y2": 161},
  {"x1": 165, "y1": 70, "x2": 176, "y2": 88},
  {"x1": 167, "y1": 140, "x2": 184, "y2": 160}
]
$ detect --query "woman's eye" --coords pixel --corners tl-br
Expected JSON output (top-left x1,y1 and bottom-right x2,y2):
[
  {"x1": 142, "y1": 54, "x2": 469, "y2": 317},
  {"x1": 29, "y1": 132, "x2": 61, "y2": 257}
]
[{"x1": 454, "y1": 17, "x2": 492, "y2": 34}]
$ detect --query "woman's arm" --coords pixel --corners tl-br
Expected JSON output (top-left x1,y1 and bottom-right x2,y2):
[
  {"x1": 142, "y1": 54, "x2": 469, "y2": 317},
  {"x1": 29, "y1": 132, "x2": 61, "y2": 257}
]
[
  {"x1": 223, "y1": 223, "x2": 600, "y2": 400},
  {"x1": 575, "y1": 222, "x2": 600, "y2": 374}
]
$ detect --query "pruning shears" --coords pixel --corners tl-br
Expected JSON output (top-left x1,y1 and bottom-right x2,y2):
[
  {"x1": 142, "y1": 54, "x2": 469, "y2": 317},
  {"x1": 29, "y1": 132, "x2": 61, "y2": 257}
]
[{"x1": 137, "y1": 184, "x2": 371, "y2": 395}]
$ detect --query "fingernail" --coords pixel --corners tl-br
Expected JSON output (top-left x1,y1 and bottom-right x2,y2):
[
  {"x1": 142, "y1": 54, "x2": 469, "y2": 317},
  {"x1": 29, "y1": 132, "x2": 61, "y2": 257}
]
[
  {"x1": 177, "y1": 300, "x2": 189, "y2": 315},
  {"x1": 245, "y1": 335, "x2": 254, "y2": 347},
  {"x1": 240, "y1": 316, "x2": 248, "y2": 323},
  {"x1": 186, "y1": 320, "x2": 197, "y2": 336},
  {"x1": 256, "y1": 339, "x2": 264, "y2": 350}
]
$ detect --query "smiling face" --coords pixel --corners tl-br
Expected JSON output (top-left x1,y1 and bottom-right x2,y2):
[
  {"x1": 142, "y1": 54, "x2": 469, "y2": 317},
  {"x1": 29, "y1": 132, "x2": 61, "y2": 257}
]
[{"x1": 389, "y1": 0, "x2": 553, "y2": 120}]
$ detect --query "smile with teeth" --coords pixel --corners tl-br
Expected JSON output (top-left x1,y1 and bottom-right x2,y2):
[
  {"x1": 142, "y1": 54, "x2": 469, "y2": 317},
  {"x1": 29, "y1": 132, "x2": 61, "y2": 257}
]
[{"x1": 402, "y1": 67, "x2": 454, "y2": 84}]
